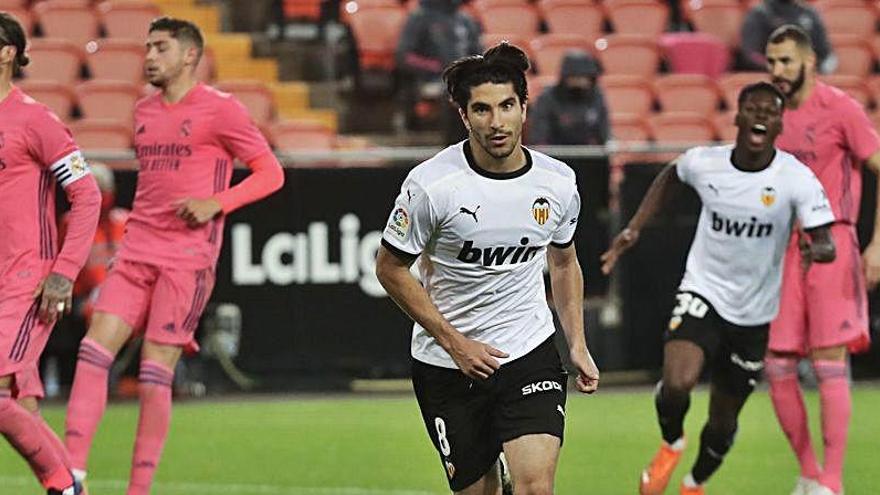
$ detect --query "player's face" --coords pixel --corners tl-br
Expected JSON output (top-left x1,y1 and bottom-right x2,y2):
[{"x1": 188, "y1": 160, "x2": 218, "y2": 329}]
[
  {"x1": 461, "y1": 82, "x2": 526, "y2": 160},
  {"x1": 144, "y1": 31, "x2": 193, "y2": 87},
  {"x1": 766, "y1": 40, "x2": 812, "y2": 98},
  {"x1": 735, "y1": 91, "x2": 783, "y2": 153}
]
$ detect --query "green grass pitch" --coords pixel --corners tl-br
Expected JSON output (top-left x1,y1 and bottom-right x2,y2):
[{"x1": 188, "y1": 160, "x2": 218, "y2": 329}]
[{"x1": 1, "y1": 385, "x2": 877, "y2": 494}]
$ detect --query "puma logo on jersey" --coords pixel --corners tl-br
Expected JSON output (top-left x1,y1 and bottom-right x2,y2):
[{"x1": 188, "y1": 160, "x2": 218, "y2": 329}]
[
  {"x1": 457, "y1": 238, "x2": 540, "y2": 266},
  {"x1": 708, "y1": 183, "x2": 719, "y2": 195},
  {"x1": 711, "y1": 211, "x2": 772, "y2": 238},
  {"x1": 458, "y1": 205, "x2": 480, "y2": 223},
  {"x1": 521, "y1": 380, "x2": 562, "y2": 395}
]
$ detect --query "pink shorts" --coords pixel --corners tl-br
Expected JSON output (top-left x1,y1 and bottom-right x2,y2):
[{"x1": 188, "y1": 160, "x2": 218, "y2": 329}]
[
  {"x1": 12, "y1": 364, "x2": 44, "y2": 399},
  {"x1": 770, "y1": 224, "x2": 871, "y2": 355},
  {"x1": 94, "y1": 259, "x2": 215, "y2": 347}
]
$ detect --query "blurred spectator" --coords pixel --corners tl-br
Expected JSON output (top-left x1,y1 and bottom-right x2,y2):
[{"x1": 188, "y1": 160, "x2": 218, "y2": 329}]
[
  {"x1": 739, "y1": 0, "x2": 836, "y2": 73},
  {"x1": 395, "y1": 0, "x2": 482, "y2": 142},
  {"x1": 528, "y1": 51, "x2": 609, "y2": 146}
]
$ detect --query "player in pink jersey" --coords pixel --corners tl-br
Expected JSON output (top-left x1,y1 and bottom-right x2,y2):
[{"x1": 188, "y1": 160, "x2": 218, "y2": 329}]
[
  {"x1": 0, "y1": 12, "x2": 101, "y2": 495},
  {"x1": 62, "y1": 17, "x2": 284, "y2": 495},
  {"x1": 764, "y1": 25, "x2": 880, "y2": 495}
]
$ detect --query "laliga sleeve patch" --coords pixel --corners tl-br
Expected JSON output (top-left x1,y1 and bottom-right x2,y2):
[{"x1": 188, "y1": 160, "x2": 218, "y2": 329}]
[{"x1": 387, "y1": 207, "x2": 410, "y2": 240}]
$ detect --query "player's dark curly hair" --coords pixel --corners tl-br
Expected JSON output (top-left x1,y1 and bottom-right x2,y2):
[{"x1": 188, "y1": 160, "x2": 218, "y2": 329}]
[
  {"x1": 738, "y1": 81, "x2": 786, "y2": 110},
  {"x1": 149, "y1": 16, "x2": 204, "y2": 63},
  {"x1": 0, "y1": 12, "x2": 30, "y2": 73},
  {"x1": 442, "y1": 42, "x2": 530, "y2": 110}
]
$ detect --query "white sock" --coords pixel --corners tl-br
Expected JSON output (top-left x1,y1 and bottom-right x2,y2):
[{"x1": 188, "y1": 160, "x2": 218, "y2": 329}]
[
  {"x1": 682, "y1": 473, "x2": 700, "y2": 488},
  {"x1": 72, "y1": 469, "x2": 87, "y2": 482},
  {"x1": 668, "y1": 437, "x2": 686, "y2": 451}
]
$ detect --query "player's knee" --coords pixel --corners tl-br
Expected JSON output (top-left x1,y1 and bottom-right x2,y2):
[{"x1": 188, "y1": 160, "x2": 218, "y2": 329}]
[
  {"x1": 662, "y1": 374, "x2": 698, "y2": 396},
  {"x1": 84, "y1": 313, "x2": 131, "y2": 355},
  {"x1": 512, "y1": 477, "x2": 553, "y2": 495},
  {"x1": 702, "y1": 422, "x2": 737, "y2": 458},
  {"x1": 16, "y1": 396, "x2": 39, "y2": 414}
]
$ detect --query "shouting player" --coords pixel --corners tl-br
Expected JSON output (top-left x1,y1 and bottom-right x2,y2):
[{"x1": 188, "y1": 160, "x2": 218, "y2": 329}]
[
  {"x1": 376, "y1": 42, "x2": 600, "y2": 495},
  {"x1": 764, "y1": 25, "x2": 880, "y2": 495},
  {"x1": 63, "y1": 17, "x2": 284, "y2": 495},
  {"x1": 0, "y1": 12, "x2": 100, "y2": 495},
  {"x1": 601, "y1": 82, "x2": 836, "y2": 495}
]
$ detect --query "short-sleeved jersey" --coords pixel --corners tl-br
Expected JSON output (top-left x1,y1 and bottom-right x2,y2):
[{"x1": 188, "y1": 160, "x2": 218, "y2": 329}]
[
  {"x1": 776, "y1": 82, "x2": 880, "y2": 224},
  {"x1": 0, "y1": 87, "x2": 88, "y2": 292},
  {"x1": 117, "y1": 83, "x2": 272, "y2": 269},
  {"x1": 677, "y1": 145, "x2": 834, "y2": 325},
  {"x1": 382, "y1": 141, "x2": 580, "y2": 369}
]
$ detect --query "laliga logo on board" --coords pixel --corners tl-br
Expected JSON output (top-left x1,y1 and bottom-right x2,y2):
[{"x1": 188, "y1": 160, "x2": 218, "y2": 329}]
[
  {"x1": 532, "y1": 197, "x2": 550, "y2": 225},
  {"x1": 761, "y1": 187, "x2": 776, "y2": 207}
]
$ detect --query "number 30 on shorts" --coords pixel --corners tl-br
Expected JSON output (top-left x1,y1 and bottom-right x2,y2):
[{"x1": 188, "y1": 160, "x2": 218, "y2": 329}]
[
  {"x1": 434, "y1": 417, "x2": 452, "y2": 456},
  {"x1": 669, "y1": 293, "x2": 708, "y2": 330}
]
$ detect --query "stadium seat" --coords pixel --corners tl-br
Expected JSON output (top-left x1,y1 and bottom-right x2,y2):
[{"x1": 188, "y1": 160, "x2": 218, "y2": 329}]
[
  {"x1": 86, "y1": 39, "x2": 145, "y2": 84},
  {"x1": 685, "y1": 0, "x2": 742, "y2": 48},
  {"x1": 594, "y1": 35, "x2": 660, "y2": 77},
  {"x1": 605, "y1": 0, "x2": 669, "y2": 36},
  {"x1": 339, "y1": 0, "x2": 399, "y2": 23},
  {"x1": 17, "y1": 80, "x2": 76, "y2": 121},
  {"x1": 659, "y1": 32, "x2": 730, "y2": 79},
  {"x1": 481, "y1": 33, "x2": 532, "y2": 59},
  {"x1": 602, "y1": 74, "x2": 654, "y2": 117},
  {"x1": 283, "y1": 0, "x2": 324, "y2": 21},
  {"x1": 24, "y1": 38, "x2": 83, "y2": 85},
  {"x1": 347, "y1": 4, "x2": 407, "y2": 70},
  {"x1": 653, "y1": 73, "x2": 720, "y2": 116},
  {"x1": 718, "y1": 72, "x2": 766, "y2": 110},
  {"x1": 32, "y1": 2, "x2": 101, "y2": 47},
  {"x1": 713, "y1": 111, "x2": 736, "y2": 142},
  {"x1": 98, "y1": 1, "x2": 162, "y2": 41},
  {"x1": 647, "y1": 111, "x2": 716, "y2": 143},
  {"x1": 74, "y1": 80, "x2": 142, "y2": 124},
  {"x1": 215, "y1": 80, "x2": 276, "y2": 126},
  {"x1": 528, "y1": 34, "x2": 593, "y2": 76},
  {"x1": 816, "y1": 2, "x2": 877, "y2": 37},
  {"x1": 195, "y1": 46, "x2": 216, "y2": 82},
  {"x1": 4, "y1": 7, "x2": 33, "y2": 35},
  {"x1": 271, "y1": 120, "x2": 336, "y2": 151},
  {"x1": 538, "y1": 0, "x2": 605, "y2": 38},
  {"x1": 819, "y1": 74, "x2": 873, "y2": 108},
  {"x1": 611, "y1": 113, "x2": 652, "y2": 141},
  {"x1": 829, "y1": 35, "x2": 874, "y2": 77},
  {"x1": 473, "y1": 1, "x2": 540, "y2": 37},
  {"x1": 527, "y1": 74, "x2": 558, "y2": 101},
  {"x1": 69, "y1": 118, "x2": 134, "y2": 151},
  {"x1": 0, "y1": 0, "x2": 28, "y2": 8}
]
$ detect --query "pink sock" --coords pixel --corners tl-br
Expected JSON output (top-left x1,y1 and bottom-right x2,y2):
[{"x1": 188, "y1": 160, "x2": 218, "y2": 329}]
[
  {"x1": 33, "y1": 410, "x2": 72, "y2": 471},
  {"x1": 65, "y1": 337, "x2": 115, "y2": 470},
  {"x1": 765, "y1": 357, "x2": 821, "y2": 480},
  {"x1": 0, "y1": 390, "x2": 74, "y2": 490},
  {"x1": 815, "y1": 360, "x2": 850, "y2": 494},
  {"x1": 128, "y1": 360, "x2": 174, "y2": 495}
]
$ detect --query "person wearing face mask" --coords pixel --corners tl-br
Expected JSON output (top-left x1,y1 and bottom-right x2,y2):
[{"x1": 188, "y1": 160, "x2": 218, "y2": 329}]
[
  {"x1": 739, "y1": 0, "x2": 836, "y2": 73},
  {"x1": 527, "y1": 50, "x2": 608, "y2": 146}
]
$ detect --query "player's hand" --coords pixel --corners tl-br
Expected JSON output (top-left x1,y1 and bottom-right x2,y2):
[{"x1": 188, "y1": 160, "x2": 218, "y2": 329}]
[
  {"x1": 447, "y1": 334, "x2": 509, "y2": 380},
  {"x1": 570, "y1": 346, "x2": 599, "y2": 394},
  {"x1": 174, "y1": 197, "x2": 222, "y2": 228},
  {"x1": 862, "y1": 241, "x2": 880, "y2": 290},
  {"x1": 600, "y1": 227, "x2": 639, "y2": 275},
  {"x1": 798, "y1": 232, "x2": 813, "y2": 272},
  {"x1": 32, "y1": 272, "x2": 73, "y2": 324}
]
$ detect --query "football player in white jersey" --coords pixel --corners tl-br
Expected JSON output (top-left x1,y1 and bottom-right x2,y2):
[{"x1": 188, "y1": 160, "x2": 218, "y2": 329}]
[
  {"x1": 375, "y1": 42, "x2": 600, "y2": 495},
  {"x1": 601, "y1": 82, "x2": 836, "y2": 495}
]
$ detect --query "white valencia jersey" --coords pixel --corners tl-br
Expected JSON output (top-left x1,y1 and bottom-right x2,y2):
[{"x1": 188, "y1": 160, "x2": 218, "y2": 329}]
[
  {"x1": 382, "y1": 141, "x2": 580, "y2": 368},
  {"x1": 677, "y1": 145, "x2": 834, "y2": 325}
]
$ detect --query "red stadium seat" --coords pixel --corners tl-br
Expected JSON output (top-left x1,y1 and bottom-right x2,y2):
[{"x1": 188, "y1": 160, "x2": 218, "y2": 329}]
[
  {"x1": 98, "y1": 1, "x2": 161, "y2": 41},
  {"x1": 17, "y1": 80, "x2": 76, "y2": 121},
  {"x1": 829, "y1": 35, "x2": 874, "y2": 77},
  {"x1": 605, "y1": 0, "x2": 669, "y2": 36},
  {"x1": 271, "y1": 120, "x2": 336, "y2": 151},
  {"x1": 195, "y1": 46, "x2": 215, "y2": 83},
  {"x1": 528, "y1": 34, "x2": 593, "y2": 76},
  {"x1": 648, "y1": 111, "x2": 716, "y2": 143},
  {"x1": 685, "y1": 0, "x2": 742, "y2": 48},
  {"x1": 74, "y1": 80, "x2": 142, "y2": 124},
  {"x1": 215, "y1": 80, "x2": 276, "y2": 126},
  {"x1": 610, "y1": 113, "x2": 652, "y2": 141},
  {"x1": 527, "y1": 74, "x2": 558, "y2": 101},
  {"x1": 819, "y1": 74, "x2": 873, "y2": 108},
  {"x1": 69, "y1": 118, "x2": 133, "y2": 151},
  {"x1": 538, "y1": 0, "x2": 605, "y2": 38},
  {"x1": 474, "y1": 1, "x2": 540, "y2": 37},
  {"x1": 481, "y1": 33, "x2": 532, "y2": 59},
  {"x1": 653, "y1": 73, "x2": 720, "y2": 116},
  {"x1": 0, "y1": 0, "x2": 28, "y2": 7},
  {"x1": 347, "y1": 5, "x2": 407, "y2": 70},
  {"x1": 339, "y1": 0, "x2": 399, "y2": 24},
  {"x1": 594, "y1": 34, "x2": 660, "y2": 77},
  {"x1": 602, "y1": 74, "x2": 654, "y2": 117},
  {"x1": 713, "y1": 111, "x2": 736, "y2": 142},
  {"x1": 3, "y1": 7, "x2": 33, "y2": 35},
  {"x1": 86, "y1": 39, "x2": 144, "y2": 84},
  {"x1": 25, "y1": 38, "x2": 83, "y2": 85},
  {"x1": 718, "y1": 72, "x2": 766, "y2": 110},
  {"x1": 32, "y1": 3, "x2": 101, "y2": 47},
  {"x1": 659, "y1": 32, "x2": 730, "y2": 78},
  {"x1": 283, "y1": 0, "x2": 324, "y2": 21},
  {"x1": 816, "y1": 2, "x2": 877, "y2": 37}
]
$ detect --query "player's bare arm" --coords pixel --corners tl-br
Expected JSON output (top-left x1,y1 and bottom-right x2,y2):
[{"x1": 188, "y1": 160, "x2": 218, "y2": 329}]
[
  {"x1": 861, "y1": 150, "x2": 880, "y2": 289},
  {"x1": 375, "y1": 245, "x2": 509, "y2": 380},
  {"x1": 548, "y1": 244, "x2": 599, "y2": 394},
  {"x1": 174, "y1": 197, "x2": 222, "y2": 227},
  {"x1": 601, "y1": 161, "x2": 685, "y2": 274},
  {"x1": 805, "y1": 224, "x2": 836, "y2": 263},
  {"x1": 32, "y1": 272, "x2": 73, "y2": 324}
]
